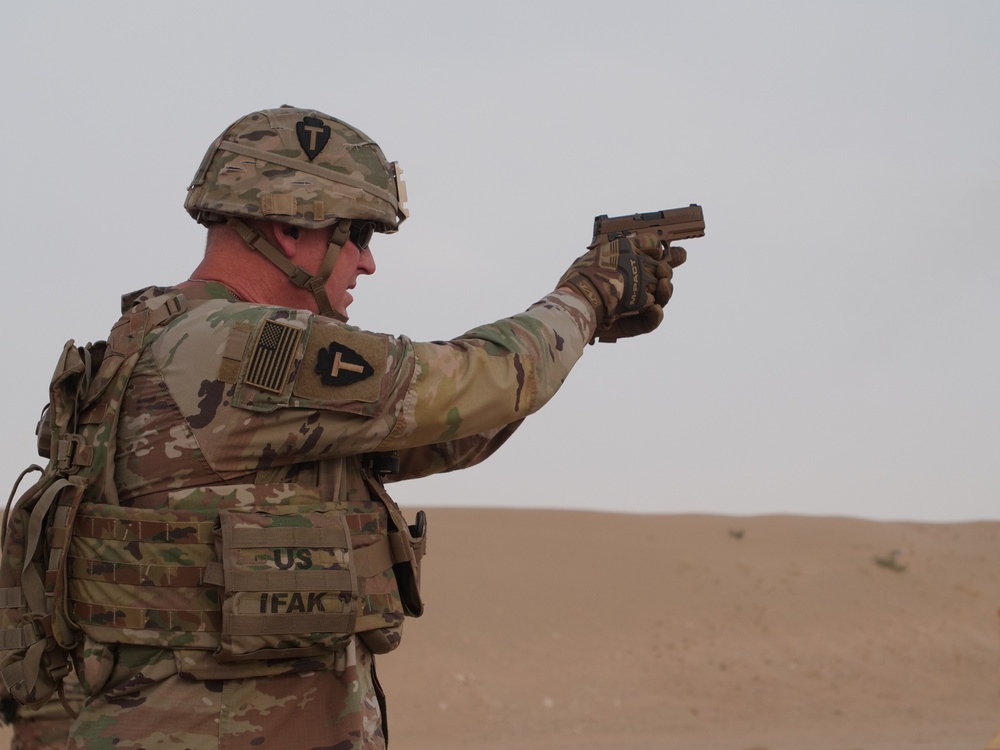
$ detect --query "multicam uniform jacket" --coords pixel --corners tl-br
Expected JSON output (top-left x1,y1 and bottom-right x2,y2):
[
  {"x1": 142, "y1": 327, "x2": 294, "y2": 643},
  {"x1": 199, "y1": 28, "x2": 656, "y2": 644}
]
[{"x1": 65, "y1": 280, "x2": 595, "y2": 749}]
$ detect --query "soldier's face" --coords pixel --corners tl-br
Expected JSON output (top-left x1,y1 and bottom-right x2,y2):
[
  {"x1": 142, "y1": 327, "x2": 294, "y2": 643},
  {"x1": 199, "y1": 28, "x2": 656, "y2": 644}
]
[{"x1": 325, "y1": 236, "x2": 377, "y2": 317}]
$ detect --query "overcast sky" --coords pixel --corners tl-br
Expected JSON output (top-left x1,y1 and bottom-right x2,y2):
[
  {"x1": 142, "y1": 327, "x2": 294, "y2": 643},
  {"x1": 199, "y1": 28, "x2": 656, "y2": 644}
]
[{"x1": 1, "y1": 1, "x2": 997, "y2": 522}]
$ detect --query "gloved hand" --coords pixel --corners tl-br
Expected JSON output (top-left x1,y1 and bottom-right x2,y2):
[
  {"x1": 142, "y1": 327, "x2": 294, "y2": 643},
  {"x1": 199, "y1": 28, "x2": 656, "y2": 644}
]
[{"x1": 558, "y1": 234, "x2": 686, "y2": 342}]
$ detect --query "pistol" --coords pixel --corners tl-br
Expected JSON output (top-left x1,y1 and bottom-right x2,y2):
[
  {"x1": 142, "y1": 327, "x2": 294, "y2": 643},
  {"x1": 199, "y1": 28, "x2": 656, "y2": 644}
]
[{"x1": 592, "y1": 204, "x2": 705, "y2": 247}]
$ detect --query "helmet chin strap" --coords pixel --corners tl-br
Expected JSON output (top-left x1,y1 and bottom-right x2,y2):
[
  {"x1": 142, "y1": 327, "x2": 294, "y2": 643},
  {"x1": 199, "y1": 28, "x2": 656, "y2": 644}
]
[{"x1": 227, "y1": 218, "x2": 350, "y2": 321}]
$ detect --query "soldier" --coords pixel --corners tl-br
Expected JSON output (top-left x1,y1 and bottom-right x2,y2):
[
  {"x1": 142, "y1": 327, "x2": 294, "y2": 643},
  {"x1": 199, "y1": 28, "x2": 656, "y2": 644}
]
[{"x1": 1, "y1": 105, "x2": 684, "y2": 749}]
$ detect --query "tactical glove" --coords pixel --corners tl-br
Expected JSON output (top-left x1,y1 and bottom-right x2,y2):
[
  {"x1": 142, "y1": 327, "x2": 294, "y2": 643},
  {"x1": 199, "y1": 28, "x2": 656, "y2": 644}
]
[{"x1": 559, "y1": 234, "x2": 686, "y2": 342}]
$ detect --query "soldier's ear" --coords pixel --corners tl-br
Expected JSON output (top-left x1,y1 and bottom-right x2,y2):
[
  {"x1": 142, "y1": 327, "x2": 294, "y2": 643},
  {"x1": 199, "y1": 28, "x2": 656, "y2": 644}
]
[{"x1": 271, "y1": 222, "x2": 300, "y2": 259}]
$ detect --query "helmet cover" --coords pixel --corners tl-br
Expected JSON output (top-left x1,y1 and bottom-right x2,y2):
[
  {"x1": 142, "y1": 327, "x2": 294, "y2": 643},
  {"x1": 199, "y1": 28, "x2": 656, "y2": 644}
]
[{"x1": 185, "y1": 106, "x2": 408, "y2": 232}]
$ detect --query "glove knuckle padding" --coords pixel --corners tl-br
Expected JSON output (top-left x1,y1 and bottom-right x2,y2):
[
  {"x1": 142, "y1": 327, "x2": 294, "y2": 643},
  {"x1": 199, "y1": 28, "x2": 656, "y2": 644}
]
[{"x1": 559, "y1": 234, "x2": 682, "y2": 342}]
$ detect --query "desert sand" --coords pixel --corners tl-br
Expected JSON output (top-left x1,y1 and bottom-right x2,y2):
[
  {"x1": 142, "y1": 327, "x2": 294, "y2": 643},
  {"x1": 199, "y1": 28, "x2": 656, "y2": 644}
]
[
  {"x1": 379, "y1": 510, "x2": 1000, "y2": 750},
  {"x1": 3, "y1": 510, "x2": 998, "y2": 749}
]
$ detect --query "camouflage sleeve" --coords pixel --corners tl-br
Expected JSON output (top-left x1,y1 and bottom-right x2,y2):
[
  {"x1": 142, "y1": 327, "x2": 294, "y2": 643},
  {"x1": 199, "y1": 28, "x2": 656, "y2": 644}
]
[
  {"x1": 380, "y1": 290, "x2": 594, "y2": 450},
  {"x1": 390, "y1": 420, "x2": 523, "y2": 481},
  {"x1": 148, "y1": 290, "x2": 595, "y2": 473}
]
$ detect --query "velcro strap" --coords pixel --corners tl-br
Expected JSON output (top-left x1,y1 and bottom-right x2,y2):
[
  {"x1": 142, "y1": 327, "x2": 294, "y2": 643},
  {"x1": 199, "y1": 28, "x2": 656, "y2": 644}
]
[
  {"x1": 204, "y1": 562, "x2": 224, "y2": 586},
  {"x1": 0, "y1": 617, "x2": 47, "y2": 650},
  {"x1": 225, "y1": 612, "x2": 355, "y2": 637},
  {"x1": 45, "y1": 494, "x2": 83, "y2": 587},
  {"x1": 223, "y1": 569, "x2": 354, "y2": 592},
  {"x1": 391, "y1": 162, "x2": 409, "y2": 223},
  {"x1": 352, "y1": 539, "x2": 393, "y2": 579},
  {"x1": 132, "y1": 294, "x2": 187, "y2": 330},
  {"x1": 70, "y1": 600, "x2": 220, "y2": 633},
  {"x1": 260, "y1": 193, "x2": 297, "y2": 217},
  {"x1": 227, "y1": 525, "x2": 349, "y2": 550},
  {"x1": 143, "y1": 292, "x2": 187, "y2": 328},
  {"x1": 223, "y1": 323, "x2": 254, "y2": 360},
  {"x1": 67, "y1": 557, "x2": 211, "y2": 588},
  {"x1": 78, "y1": 402, "x2": 108, "y2": 425},
  {"x1": 50, "y1": 527, "x2": 68, "y2": 547},
  {"x1": 56, "y1": 436, "x2": 93, "y2": 471},
  {"x1": 0, "y1": 587, "x2": 25, "y2": 609},
  {"x1": 0, "y1": 626, "x2": 30, "y2": 650},
  {"x1": 75, "y1": 513, "x2": 216, "y2": 544}
]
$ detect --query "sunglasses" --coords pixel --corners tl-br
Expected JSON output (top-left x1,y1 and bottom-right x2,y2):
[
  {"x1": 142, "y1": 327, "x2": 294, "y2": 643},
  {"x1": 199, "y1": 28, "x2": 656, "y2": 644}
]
[{"x1": 348, "y1": 220, "x2": 376, "y2": 251}]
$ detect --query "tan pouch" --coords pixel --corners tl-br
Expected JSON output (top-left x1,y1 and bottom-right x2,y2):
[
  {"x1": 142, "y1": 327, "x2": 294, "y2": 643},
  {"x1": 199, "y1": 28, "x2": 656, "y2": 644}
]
[{"x1": 213, "y1": 505, "x2": 360, "y2": 662}]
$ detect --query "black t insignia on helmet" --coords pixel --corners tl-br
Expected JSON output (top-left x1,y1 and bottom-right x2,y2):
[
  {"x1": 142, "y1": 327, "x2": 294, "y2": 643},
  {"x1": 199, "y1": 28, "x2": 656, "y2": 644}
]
[
  {"x1": 316, "y1": 342, "x2": 375, "y2": 386},
  {"x1": 296, "y1": 116, "x2": 332, "y2": 161}
]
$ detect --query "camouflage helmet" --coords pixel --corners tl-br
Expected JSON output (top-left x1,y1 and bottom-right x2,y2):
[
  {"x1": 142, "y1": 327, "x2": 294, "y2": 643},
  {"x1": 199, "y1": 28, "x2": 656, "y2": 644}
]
[{"x1": 185, "y1": 105, "x2": 408, "y2": 232}]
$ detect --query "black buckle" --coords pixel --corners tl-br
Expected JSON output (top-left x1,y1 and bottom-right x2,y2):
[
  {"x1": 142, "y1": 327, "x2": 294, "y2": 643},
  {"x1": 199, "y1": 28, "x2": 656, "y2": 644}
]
[
  {"x1": 55, "y1": 435, "x2": 85, "y2": 473},
  {"x1": 363, "y1": 451, "x2": 400, "y2": 476}
]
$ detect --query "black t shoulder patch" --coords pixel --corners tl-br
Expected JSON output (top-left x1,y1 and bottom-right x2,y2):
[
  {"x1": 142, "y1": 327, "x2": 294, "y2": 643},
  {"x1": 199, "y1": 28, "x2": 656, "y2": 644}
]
[
  {"x1": 292, "y1": 324, "x2": 387, "y2": 405},
  {"x1": 315, "y1": 342, "x2": 374, "y2": 386}
]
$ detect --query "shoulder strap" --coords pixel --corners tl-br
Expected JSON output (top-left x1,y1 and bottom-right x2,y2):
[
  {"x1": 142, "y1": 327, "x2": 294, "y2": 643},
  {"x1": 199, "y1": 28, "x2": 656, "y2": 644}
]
[
  {"x1": 48, "y1": 292, "x2": 188, "y2": 636},
  {"x1": 76, "y1": 291, "x2": 187, "y2": 506}
]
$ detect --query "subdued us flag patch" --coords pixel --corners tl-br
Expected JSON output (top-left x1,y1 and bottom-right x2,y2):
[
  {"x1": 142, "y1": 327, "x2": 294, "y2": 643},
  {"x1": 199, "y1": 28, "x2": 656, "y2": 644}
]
[{"x1": 245, "y1": 320, "x2": 302, "y2": 393}]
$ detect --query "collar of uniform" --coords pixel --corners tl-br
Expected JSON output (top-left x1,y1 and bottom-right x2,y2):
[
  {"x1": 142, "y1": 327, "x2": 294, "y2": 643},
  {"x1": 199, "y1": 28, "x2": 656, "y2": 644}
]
[{"x1": 120, "y1": 281, "x2": 239, "y2": 314}]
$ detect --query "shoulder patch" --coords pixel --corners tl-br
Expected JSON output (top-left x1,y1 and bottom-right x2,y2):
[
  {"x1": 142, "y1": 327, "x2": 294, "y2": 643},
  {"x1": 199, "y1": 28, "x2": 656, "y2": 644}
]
[
  {"x1": 316, "y1": 342, "x2": 374, "y2": 386},
  {"x1": 293, "y1": 325, "x2": 387, "y2": 404},
  {"x1": 245, "y1": 320, "x2": 302, "y2": 393}
]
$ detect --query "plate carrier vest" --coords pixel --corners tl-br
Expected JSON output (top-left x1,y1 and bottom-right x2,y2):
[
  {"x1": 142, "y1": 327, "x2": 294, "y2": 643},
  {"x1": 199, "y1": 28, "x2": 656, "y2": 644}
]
[{"x1": 0, "y1": 292, "x2": 426, "y2": 710}]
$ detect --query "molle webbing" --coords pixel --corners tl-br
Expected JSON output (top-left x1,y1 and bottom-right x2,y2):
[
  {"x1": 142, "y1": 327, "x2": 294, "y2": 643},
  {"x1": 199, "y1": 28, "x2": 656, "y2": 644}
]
[
  {"x1": 67, "y1": 504, "x2": 223, "y2": 647},
  {"x1": 66, "y1": 490, "x2": 401, "y2": 654}
]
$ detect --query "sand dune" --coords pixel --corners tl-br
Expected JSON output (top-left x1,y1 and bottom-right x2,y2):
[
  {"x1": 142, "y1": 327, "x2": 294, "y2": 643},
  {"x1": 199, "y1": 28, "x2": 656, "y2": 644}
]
[
  {"x1": 378, "y1": 510, "x2": 1000, "y2": 750},
  {"x1": 2, "y1": 510, "x2": 997, "y2": 750}
]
